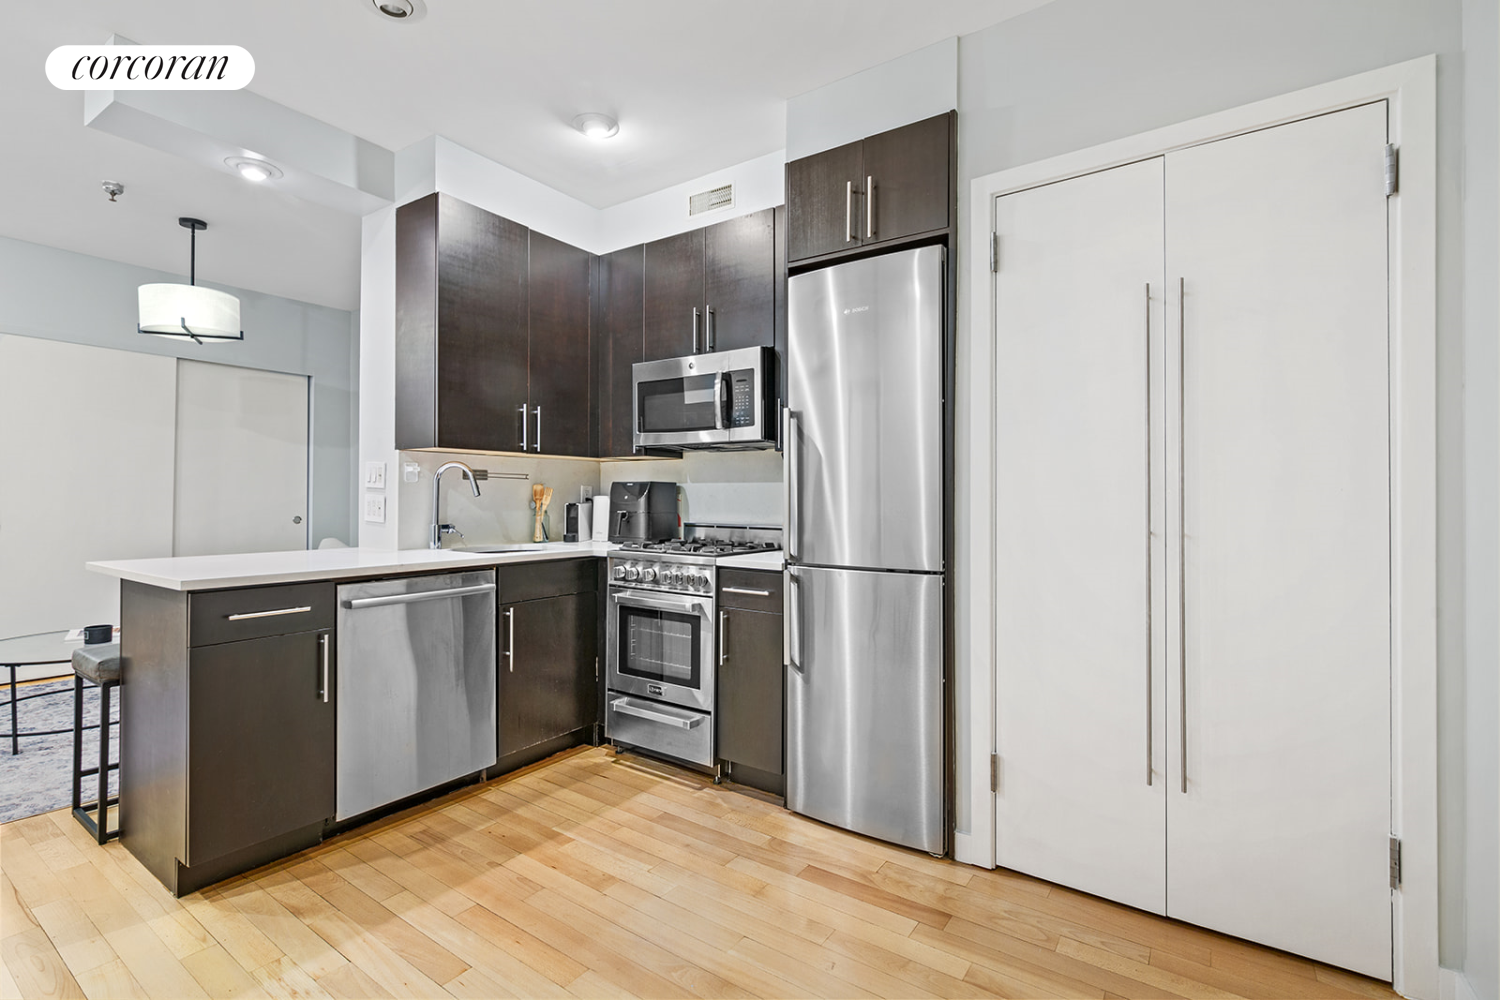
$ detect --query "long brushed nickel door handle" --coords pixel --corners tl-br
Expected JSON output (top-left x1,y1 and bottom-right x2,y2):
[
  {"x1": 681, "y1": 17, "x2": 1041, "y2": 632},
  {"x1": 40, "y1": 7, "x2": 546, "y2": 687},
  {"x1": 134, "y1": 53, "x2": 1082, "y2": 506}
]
[{"x1": 1178, "y1": 276, "x2": 1188, "y2": 794}]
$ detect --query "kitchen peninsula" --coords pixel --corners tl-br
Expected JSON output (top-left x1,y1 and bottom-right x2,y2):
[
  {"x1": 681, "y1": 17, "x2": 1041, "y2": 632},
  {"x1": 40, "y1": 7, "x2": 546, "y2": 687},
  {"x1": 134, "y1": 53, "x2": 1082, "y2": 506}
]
[{"x1": 88, "y1": 543, "x2": 620, "y2": 895}]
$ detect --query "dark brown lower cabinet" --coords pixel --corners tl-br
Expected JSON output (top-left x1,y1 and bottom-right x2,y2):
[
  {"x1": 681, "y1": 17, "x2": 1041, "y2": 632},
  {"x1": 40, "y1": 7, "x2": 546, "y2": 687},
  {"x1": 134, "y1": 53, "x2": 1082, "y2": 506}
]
[
  {"x1": 498, "y1": 561, "x2": 598, "y2": 763},
  {"x1": 187, "y1": 630, "x2": 335, "y2": 863},
  {"x1": 717, "y1": 568, "x2": 785, "y2": 795},
  {"x1": 718, "y1": 607, "x2": 783, "y2": 775}
]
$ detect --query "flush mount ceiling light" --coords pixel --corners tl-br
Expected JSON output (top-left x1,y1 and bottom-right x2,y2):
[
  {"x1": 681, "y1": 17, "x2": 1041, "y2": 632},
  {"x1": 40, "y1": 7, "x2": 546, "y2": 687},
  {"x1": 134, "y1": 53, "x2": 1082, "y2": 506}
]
[
  {"x1": 224, "y1": 155, "x2": 283, "y2": 183},
  {"x1": 138, "y1": 218, "x2": 243, "y2": 344},
  {"x1": 362, "y1": 0, "x2": 427, "y2": 21},
  {"x1": 571, "y1": 113, "x2": 619, "y2": 140}
]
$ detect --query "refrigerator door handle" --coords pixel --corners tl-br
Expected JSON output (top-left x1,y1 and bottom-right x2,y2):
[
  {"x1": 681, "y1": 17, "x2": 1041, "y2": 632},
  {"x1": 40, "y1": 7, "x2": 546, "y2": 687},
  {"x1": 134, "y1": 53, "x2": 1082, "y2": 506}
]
[
  {"x1": 784, "y1": 567, "x2": 801, "y2": 673},
  {"x1": 783, "y1": 407, "x2": 799, "y2": 561}
]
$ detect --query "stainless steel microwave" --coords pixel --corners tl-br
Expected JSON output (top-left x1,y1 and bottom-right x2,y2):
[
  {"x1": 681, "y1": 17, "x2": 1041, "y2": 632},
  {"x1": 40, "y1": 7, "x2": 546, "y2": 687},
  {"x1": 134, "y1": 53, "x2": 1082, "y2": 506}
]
[{"x1": 632, "y1": 345, "x2": 775, "y2": 450}]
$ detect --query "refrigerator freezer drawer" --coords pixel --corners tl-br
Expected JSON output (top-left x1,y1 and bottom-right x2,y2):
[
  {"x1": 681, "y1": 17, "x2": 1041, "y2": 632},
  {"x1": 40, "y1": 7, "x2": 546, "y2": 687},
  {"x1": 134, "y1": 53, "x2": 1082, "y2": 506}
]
[
  {"x1": 607, "y1": 694, "x2": 714, "y2": 766},
  {"x1": 785, "y1": 565, "x2": 944, "y2": 853}
]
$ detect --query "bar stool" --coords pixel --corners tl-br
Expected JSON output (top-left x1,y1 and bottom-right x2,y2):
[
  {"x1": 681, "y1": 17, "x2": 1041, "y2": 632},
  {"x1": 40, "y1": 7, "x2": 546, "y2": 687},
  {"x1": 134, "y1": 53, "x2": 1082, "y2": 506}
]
[{"x1": 71, "y1": 643, "x2": 120, "y2": 843}]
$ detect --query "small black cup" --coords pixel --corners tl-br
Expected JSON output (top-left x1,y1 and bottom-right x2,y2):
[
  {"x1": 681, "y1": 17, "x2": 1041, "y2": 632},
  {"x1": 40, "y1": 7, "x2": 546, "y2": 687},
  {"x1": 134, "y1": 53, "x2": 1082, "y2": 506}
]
[{"x1": 83, "y1": 624, "x2": 113, "y2": 645}]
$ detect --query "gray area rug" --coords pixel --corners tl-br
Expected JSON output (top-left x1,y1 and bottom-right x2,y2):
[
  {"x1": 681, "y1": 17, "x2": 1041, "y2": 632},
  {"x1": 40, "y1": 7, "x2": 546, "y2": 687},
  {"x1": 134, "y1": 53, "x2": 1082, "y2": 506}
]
[{"x1": 0, "y1": 678, "x2": 118, "y2": 824}]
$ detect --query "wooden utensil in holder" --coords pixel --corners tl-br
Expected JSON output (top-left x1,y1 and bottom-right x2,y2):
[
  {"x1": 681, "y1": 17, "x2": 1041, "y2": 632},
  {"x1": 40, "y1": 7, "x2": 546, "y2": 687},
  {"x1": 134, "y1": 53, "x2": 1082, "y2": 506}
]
[{"x1": 532, "y1": 483, "x2": 554, "y2": 542}]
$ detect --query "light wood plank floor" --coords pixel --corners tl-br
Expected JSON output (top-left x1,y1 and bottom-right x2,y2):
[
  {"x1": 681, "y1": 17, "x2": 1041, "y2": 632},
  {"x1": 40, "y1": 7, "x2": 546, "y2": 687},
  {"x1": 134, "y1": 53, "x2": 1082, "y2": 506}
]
[{"x1": 1, "y1": 746, "x2": 1398, "y2": 999}]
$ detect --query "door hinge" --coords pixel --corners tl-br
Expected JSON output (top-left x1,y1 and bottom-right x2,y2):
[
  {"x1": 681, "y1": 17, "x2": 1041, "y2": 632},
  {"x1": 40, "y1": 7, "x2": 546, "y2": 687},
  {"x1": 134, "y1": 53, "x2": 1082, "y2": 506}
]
[
  {"x1": 990, "y1": 753, "x2": 1000, "y2": 793},
  {"x1": 989, "y1": 232, "x2": 999, "y2": 273},
  {"x1": 1384, "y1": 144, "x2": 1398, "y2": 197},
  {"x1": 1389, "y1": 836, "x2": 1402, "y2": 888}
]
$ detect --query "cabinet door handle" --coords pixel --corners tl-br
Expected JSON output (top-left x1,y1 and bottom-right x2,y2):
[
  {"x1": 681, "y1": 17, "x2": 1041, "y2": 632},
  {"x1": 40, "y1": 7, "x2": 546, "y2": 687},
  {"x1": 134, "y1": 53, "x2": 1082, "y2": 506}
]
[
  {"x1": 518, "y1": 404, "x2": 528, "y2": 451},
  {"x1": 718, "y1": 611, "x2": 727, "y2": 666},
  {"x1": 721, "y1": 587, "x2": 772, "y2": 597},
  {"x1": 318, "y1": 632, "x2": 329, "y2": 704},
  {"x1": 1177, "y1": 276, "x2": 1188, "y2": 794},
  {"x1": 706, "y1": 305, "x2": 716, "y2": 352},
  {"x1": 533, "y1": 406, "x2": 542, "y2": 452},
  {"x1": 692, "y1": 307, "x2": 702, "y2": 354},
  {"x1": 845, "y1": 180, "x2": 854, "y2": 243},
  {"x1": 506, "y1": 607, "x2": 515, "y2": 672},
  {"x1": 226, "y1": 606, "x2": 310, "y2": 621},
  {"x1": 1145, "y1": 282, "x2": 1153, "y2": 787},
  {"x1": 865, "y1": 175, "x2": 874, "y2": 239}
]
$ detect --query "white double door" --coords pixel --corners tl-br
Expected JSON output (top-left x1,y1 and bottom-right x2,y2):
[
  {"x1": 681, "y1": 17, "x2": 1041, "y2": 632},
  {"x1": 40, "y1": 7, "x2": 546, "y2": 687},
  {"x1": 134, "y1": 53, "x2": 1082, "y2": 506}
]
[{"x1": 992, "y1": 101, "x2": 1393, "y2": 978}]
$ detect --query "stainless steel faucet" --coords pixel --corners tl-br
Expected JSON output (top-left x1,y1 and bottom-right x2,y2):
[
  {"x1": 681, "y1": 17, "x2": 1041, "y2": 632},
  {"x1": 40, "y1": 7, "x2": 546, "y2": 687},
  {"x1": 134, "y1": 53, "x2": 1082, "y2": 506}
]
[{"x1": 430, "y1": 461, "x2": 481, "y2": 549}]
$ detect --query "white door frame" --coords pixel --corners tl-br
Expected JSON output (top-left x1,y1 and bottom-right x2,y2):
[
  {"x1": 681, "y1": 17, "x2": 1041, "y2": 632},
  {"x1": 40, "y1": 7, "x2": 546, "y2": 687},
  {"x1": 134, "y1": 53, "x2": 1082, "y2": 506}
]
[{"x1": 962, "y1": 56, "x2": 1438, "y2": 999}]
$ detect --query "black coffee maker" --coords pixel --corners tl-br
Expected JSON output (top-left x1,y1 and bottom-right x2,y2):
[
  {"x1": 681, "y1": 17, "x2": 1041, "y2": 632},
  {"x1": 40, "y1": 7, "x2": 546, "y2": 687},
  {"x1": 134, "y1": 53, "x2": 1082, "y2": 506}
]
[{"x1": 608, "y1": 482, "x2": 677, "y2": 543}]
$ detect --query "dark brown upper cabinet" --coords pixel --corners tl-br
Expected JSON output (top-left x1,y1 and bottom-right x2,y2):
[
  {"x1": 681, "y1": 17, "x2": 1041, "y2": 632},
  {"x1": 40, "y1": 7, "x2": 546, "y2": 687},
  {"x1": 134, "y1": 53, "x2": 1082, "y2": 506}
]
[
  {"x1": 597, "y1": 246, "x2": 645, "y2": 460},
  {"x1": 642, "y1": 208, "x2": 776, "y2": 362},
  {"x1": 395, "y1": 193, "x2": 593, "y2": 457},
  {"x1": 785, "y1": 112, "x2": 954, "y2": 265},
  {"x1": 527, "y1": 232, "x2": 593, "y2": 458},
  {"x1": 396, "y1": 193, "x2": 528, "y2": 452}
]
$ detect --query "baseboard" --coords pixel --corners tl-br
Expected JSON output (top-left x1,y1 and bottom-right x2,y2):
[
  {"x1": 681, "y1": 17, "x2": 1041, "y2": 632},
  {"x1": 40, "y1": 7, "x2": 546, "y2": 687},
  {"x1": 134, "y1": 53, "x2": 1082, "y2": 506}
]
[{"x1": 1438, "y1": 967, "x2": 1480, "y2": 1000}]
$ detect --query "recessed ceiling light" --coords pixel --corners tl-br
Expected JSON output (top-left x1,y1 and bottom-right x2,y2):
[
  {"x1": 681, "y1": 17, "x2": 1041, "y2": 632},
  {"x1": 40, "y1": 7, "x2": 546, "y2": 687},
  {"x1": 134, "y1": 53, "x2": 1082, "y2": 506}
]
[
  {"x1": 572, "y1": 113, "x2": 619, "y2": 140},
  {"x1": 224, "y1": 156, "x2": 283, "y2": 183},
  {"x1": 362, "y1": 0, "x2": 427, "y2": 21}
]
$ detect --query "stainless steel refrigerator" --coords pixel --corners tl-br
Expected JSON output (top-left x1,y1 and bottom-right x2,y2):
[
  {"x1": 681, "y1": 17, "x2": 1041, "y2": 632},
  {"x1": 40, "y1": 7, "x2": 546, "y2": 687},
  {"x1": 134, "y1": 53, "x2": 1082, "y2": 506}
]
[{"x1": 784, "y1": 244, "x2": 945, "y2": 855}]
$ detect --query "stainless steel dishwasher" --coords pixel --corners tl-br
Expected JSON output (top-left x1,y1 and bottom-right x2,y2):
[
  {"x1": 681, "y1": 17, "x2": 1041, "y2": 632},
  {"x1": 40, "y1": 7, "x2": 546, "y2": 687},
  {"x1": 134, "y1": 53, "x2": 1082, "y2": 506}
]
[{"x1": 335, "y1": 569, "x2": 496, "y2": 820}]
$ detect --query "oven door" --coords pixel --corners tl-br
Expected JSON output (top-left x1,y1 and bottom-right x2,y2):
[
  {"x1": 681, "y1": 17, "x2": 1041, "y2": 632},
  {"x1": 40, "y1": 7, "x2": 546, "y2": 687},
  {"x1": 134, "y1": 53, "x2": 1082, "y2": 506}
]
[{"x1": 607, "y1": 588, "x2": 715, "y2": 712}]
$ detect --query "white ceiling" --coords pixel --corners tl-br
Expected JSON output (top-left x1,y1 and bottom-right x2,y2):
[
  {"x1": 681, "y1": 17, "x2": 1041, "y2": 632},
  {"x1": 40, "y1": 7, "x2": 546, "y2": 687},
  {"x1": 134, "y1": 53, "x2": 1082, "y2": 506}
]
[{"x1": 0, "y1": 0, "x2": 1053, "y2": 312}]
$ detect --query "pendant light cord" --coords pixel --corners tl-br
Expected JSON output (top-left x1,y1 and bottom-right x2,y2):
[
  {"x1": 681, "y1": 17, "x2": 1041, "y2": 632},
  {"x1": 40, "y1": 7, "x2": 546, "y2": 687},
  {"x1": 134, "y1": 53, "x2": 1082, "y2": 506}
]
[{"x1": 189, "y1": 226, "x2": 196, "y2": 286}]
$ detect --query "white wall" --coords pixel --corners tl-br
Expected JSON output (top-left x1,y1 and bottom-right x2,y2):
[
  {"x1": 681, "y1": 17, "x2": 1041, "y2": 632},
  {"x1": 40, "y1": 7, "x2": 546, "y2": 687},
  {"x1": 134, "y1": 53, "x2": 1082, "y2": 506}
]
[
  {"x1": 1461, "y1": 0, "x2": 1499, "y2": 993},
  {"x1": 786, "y1": 37, "x2": 959, "y2": 159},
  {"x1": 0, "y1": 235, "x2": 359, "y2": 550},
  {"x1": 955, "y1": 0, "x2": 1484, "y2": 990},
  {"x1": 0, "y1": 336, "x2": 176, "y2": 646}
]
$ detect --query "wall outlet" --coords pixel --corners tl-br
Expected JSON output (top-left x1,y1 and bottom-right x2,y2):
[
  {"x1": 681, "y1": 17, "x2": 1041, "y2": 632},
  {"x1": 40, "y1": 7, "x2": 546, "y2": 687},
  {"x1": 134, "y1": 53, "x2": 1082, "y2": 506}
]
[
  {"x1": 403, "y1": 462, "x2": 421, "y2": 483},
  {"x1": 579, "y1": 485, "x2": 594, "y2": 502},
  {"x1": 363, "y1": 493, "x2": 386, "y2": 524},
  {"x1": 364, "y1": 461, "x2": 386, "y2": 489}
]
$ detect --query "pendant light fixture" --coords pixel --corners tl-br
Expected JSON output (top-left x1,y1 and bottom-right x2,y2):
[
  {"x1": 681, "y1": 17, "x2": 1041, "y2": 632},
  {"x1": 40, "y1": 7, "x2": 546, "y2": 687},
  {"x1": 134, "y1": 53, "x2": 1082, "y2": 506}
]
[{"x1": 138, "y1": 217, "x2": 243, "y2": 344}]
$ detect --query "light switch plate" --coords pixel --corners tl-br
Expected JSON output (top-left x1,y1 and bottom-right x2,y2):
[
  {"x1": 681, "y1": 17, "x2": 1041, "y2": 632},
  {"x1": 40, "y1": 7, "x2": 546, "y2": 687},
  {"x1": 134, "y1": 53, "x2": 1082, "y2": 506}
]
[
  {"x1": 363, "y1": 493, "x2": 386, "y2": 524},
  {"x1": 403, "y1": 462, "x2": 421, "y2": 483},
  {"x1": 364, "y1": 461, "x2": 386, "y2": 489}
]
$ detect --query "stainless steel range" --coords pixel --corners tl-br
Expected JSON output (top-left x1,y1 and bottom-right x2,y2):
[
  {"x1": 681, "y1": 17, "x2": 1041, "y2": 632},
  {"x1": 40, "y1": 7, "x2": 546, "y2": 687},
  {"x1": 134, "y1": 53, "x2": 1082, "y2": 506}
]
[{"x1": 605, "y1": 529, "x2": 780, "y2": 769}]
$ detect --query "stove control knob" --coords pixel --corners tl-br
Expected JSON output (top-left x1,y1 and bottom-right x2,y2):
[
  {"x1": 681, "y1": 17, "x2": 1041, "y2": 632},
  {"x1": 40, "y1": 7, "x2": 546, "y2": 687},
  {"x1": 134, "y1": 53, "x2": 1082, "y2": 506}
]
[
  {"x1": 692, "y1": 573, "x2": 708, "y2": 590},
  {"x1": 624, "y1": 564, "x2": 640, "y2": 582},
  {"x1": 641, "y1": 567, "x2": 657, "y2": 583},
  {"x1": 612, "y1": 565, "x2": 626, "y2": 580}
]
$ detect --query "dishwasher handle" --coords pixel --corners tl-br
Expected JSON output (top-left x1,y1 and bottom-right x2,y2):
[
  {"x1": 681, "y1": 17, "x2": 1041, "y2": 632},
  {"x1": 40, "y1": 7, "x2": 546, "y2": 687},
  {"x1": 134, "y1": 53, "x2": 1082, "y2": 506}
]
[{"x1": 342, "y1": 582, "x2": 496, "y2": 610}]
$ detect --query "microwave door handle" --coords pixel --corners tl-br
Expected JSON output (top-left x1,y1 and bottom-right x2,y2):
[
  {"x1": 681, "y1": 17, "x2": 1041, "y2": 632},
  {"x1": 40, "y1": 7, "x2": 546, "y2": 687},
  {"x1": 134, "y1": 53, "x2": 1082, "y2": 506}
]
[{"x1": 714, "y1": 373, "x2": 725, "y2": 431}]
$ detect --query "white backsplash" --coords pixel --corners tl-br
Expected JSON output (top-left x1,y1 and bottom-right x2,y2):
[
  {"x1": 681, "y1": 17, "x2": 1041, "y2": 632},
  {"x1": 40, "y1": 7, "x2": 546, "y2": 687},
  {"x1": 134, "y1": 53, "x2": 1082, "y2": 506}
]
[
  {"x1": 396, "y1": 452, "x2": 601, "y2": 549},
  {"x1": 599, "y1": 450, "x2": 783, "y2": 530},
  {"x1": 397, "y1": 448, "x2": 784, "y2": 549}
]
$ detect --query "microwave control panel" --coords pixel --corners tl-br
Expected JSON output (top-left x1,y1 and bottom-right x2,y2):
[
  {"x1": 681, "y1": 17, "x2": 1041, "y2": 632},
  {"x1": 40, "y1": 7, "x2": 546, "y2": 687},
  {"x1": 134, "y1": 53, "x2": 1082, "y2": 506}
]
[{"x1": 727, "y1": 369, "x2": 756, "y2": 428}]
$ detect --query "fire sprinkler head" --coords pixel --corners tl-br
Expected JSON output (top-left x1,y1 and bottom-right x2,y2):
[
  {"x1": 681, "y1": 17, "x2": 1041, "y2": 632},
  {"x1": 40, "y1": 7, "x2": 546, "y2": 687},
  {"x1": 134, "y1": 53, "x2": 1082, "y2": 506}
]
[{"x1": 101, "y1": 180, "x2": 124, "y2": 202}]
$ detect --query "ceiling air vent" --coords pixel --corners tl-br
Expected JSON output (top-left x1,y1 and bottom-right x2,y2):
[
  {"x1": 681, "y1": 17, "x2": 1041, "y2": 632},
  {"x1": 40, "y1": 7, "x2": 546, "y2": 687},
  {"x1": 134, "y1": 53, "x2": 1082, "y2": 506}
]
[{"x1": 688, "y1": 184, "x2": 734, "y2": 216}]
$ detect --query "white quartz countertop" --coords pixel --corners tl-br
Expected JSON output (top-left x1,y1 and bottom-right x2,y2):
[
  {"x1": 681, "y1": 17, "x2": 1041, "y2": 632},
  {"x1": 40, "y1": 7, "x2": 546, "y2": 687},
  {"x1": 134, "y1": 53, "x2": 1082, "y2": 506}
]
[
  {"x1": 87, "y1": 542, "x2": 620, "y2": 592},
  {"x1": 716, "y1": 550, "x2": 785, "y2": 572}
]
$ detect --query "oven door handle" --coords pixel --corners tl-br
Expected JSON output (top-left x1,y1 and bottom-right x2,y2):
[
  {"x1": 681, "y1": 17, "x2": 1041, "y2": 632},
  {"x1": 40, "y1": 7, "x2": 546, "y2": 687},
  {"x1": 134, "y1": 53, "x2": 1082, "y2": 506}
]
[{"x1": 610, "y1": 591, "x2": 711, "y2": 618}]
